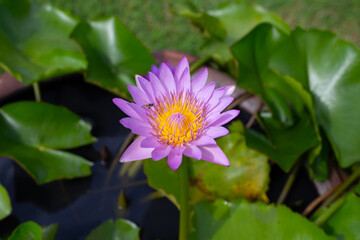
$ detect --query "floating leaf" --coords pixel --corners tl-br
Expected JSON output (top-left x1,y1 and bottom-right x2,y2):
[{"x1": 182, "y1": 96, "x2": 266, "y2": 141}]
[
  {"x1": 0, "y1": 183, "x2": 11, "y2": 220},
  {"x1": 71, "y1": 16, "x2": 156, "y2": 99},
  {"x1": 0, "y1": 0, "x2": 87, "y2": 85},
  {"x1": 321, "y1": 193, "x2": 360, "y2": 240},
  {"x1": 8, "y1": 221, "x2": 42, "y2": 240},
  {"x1": 85, "y1": 219, "x2": 140, "y2": 240},
  {"x1": 0, "y1": 101, "x2": 95, "y2": 184},
  {"x1": 192, "y1": 199, "x2": 335, "y2": 240},
  {"x1": 42, "y1": 223, "x2": 58, "y2": 240},
  {"x1": 231, "y1": 24, "x2": 319, "y2": 172},
  {"x1": 144, "y1": 121, "x2": 270, "y2": 206},
  {"x1": 269, "y1": 28, "x2": 360, "y2": 168},
  {"x1": 176, "y1": 1, "x2": 290, "y2": 64}
]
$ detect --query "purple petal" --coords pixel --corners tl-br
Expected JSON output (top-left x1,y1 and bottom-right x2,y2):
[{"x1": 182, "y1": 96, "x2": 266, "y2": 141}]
[
  {"x1": 152, "y1": 145, "x2": 171, "y2": 161},
  {"x1": 177, "y1": 67, "x2": 191, "y2": 93},
  {"x1": 175, "y1": 57, "x2": 189, "y2": 81},
  {"x1": 149, "y1": 72, "x2": 167, "y2": 99},
  {"x1": 128, "y1": 103, "x2": 147, "y2": 119},
  {"x1": 136, "y1": 75, "x2": 155, "y2": 103},
  {"x1": 210, "y1": 96, "x2": 234, "y2": 113},
  {"x1": 192, "y1": 135, "x2": 217, "y2": 146},
  {"x1": 119, "y1": 117, "x2": 152, "y2": 136},
  {"x1": 199, "y1": 145, "x2": 230, "y2": 166},
  {"x1": 191, "y1": 68, "x2": 208, "y2": 94},
  {"x1": 141, "y1": 137, "x2": 161, "y2": 148},
  {"x1": 184, "y1": 145, "x2": 202, "y2": 160},
  {"x1": 210, "y1": 109, "x2": 240, "y2": 126},
  {"x1": 128, "y1": 85, "x2": 149, "y2": 106},
  {"x1": 112, "y1": 98, "x2": 142, "y2": 120},
  {"x1": 159, "y1": 63, "x2": 176, "y2": 94},
  {"x1": 151, "y1": 65, "x2": 160, "y2": 77},
  {"x1": 223, "y1": 85, "x2": 236, "y2": 96},
  {"x1": 167, "y1": 151, "x2": 183, "y2": 170},
  {"x1": 196, "y1": 81, "x2": 215, "y2": 103},
  {"x1": 206, "y1": 126, "x2": 229, "y2": 139},
  {"x1": 120, "y1": 136, "x2": 153, "y2": 162}
]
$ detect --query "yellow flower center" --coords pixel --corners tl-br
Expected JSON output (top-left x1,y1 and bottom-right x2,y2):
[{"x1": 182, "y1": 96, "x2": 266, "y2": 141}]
[{"x1": 148, "y1": 92, "x2": 206, "y2": 146}]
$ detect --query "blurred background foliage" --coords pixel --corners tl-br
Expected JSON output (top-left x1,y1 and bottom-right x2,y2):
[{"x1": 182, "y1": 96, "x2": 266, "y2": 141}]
[{"x1": 33, "y1": 0, "x2": 360, "y2": 54}]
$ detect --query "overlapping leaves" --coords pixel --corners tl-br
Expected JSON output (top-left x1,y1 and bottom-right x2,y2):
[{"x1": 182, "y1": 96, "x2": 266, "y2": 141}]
[
  {"x1": 0, "y1": 101, "x2": 95, "y2": 184},
  {"x1": 144, "y1": 121, "x2": 270, "y2": 207},
  {"x1": 7, "y1": 221, "x2": 58, "y2": 240},
  {"x1": 0, "y1": 0, "x2": 87, "y2": 85}
]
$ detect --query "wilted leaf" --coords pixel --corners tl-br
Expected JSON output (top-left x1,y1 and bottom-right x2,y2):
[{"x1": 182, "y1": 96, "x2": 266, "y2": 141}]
[
  {"x1": 0, "y1": 183, "x2": 11, "y2": 220},
  {"x1": 0, "y1": 101, "x2": 95, "y2": 184},
  {"x1": 176, "y1": 1, "x2": 290, "y2": 64},
  {"x1": 192, "y1": 199, "x2": 336, "y2": 240},
  {"x1": 269, "y1": 28, "x2": 360, "y2": 168},
  {"x1": 0, "y1": 0, "x2": 87, "y2": 85},
  {"x1": 71, "y1": 16, "x2": 155, "y2": 99},
  {"x1": 85, "y1": 219, "x2": 140, "y2": 240}
]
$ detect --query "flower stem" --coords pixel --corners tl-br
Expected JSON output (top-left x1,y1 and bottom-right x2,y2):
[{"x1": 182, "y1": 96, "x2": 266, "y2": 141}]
[
  {"x1": 314, "y1": 166, "x2": 360, "y2": 216},
  {"x1": 190, "y1": 55, "x2": 211, "y2": 74},
  {"x1": 314, "y1": 195, "x2": 345, "y2": 226},
  {"x1": 277, "y1": 160, "x2": 301, "y2": 205},
  {"x1": 33, "y1": 82, "x2": 41, "y2": 102},
  {"x1": 179, "y1": 157, "x2": 190, "y2": 240}
]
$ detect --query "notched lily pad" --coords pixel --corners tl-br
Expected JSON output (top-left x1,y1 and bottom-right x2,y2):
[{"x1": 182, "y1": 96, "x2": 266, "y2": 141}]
[{"x1": 0, "y1": 101, "x2": 96, "y2": 184}]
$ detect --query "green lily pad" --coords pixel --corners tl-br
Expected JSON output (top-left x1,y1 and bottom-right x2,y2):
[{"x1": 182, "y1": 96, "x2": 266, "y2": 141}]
[
  {"x1": 192, "y1": 199, "x2": 336, "y2": 240},
  {"x1": 144, "y1": 121, "x2": 270, "y2": 207},
  {"x1": 231, "y1": 24, "x2": 319, "y2": 172},
  {"x1": 269, "y1": 28, "x2": 360, "y2": 168},
  {"x1": 0, "y1": 0, "x2": 87, "y2": 85},
  {"x1": 176, "y1": 1, "x2": 290, "y2": 64},
  {"x1": 0, "y1": 184, "x2": 11, "y2": 220},
  {"x1": 85, "y1": 219, "x2": 140, "y2": 240},
  {"x1": 0, "y1": 101, "x2": 95, "y2": 184},
  {"x1": 321, "y1": 193, "x2": 360, "y2": 240},
  {"x1": 71, "y1": 16, "x2": 156, "y2": 99},
  {"x1": 8, "y1": 221, "x2": 42, "y2": 240},
  {"x1": 41, "y1": 224, "x2": 58, "y2": 240}
]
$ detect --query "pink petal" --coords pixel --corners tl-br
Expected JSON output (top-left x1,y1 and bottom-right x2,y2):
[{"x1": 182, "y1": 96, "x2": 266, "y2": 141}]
[
  {"x1": 175, "y1": 56, "x2": 189, "y2": 81},
  {"x1": 136, "y1": 75, "x2": 155, "y2": 103},
  {"x1": 177, "y1": 67, "x2": 191, "y2": 93},
  {"x1": 149, "y1": 72, "x2": 167, "y2": 99},
  {"x1": 210, "y1": 109, "x2": 240, "y2": 126},
  {"x1": 199, "y1": 145, "x2": 230, "y2": 166},
  {"x1": 210, "y1": 96, "x2": 234, "y2": 113},
  {"x1": 192, "y1": 135, "x2": 217, "y2": 146},
  {"x1": 128, "y1": 85, "x2": 149, "y2": 106},
  {"x1": 206, "y1": 126, "x2": 229, "y2": 139},
  {"x1": 152, "y1": 145, "x2": 171, "y2": 161},
  {"x1": 112, "y1": 98, "x2": 142, "y2": 120},
  {"x1": 119, "y1": 118, "x2": 152, "y2": 136},
  {"x1": 196, "y1": 82, "x2": 215, "y2": 103},
  {"x1": 167, "y1": 151, "x2": 183, "y2": 170},
  {"x1": 191, "y1": 68, "x2": 208, "y2": 94},
  {"x1": 120, "y1": 136, "x2": 153, "y2": 162},
  {"x1": 159, "y1": 63, "x2": 176, "y2": 94},
  {"x1": 183, "y1": 145, "x2": 202, "y2": 160},
  {"x1": 141, "y1": 137, "x2": 161, "y2": 148}
]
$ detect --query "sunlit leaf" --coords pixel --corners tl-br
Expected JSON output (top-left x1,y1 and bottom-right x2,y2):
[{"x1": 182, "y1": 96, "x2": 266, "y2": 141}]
[
  {"x1": 0, "y1": 101, "x2": 95, "y2": 184},
  {"x1": 176, "y1": 1, "x2": 290, "y2": 64},
  {"x1": 269, "y1": 28, "x2": 360, "y2": 167},
  {"x1": 85, "y1": 219, "x2": 140, "y2": 240},
  {"x1": 0, "y1": 0, "x2": 87, "y2": 85},
  {"x1": 192, "y1": 199, "x2": 336, "y2": 240},
  {"x1": 71, "y1": 16, "x2": 156, "y2": 99},
  {"x1": 144, "y1": 121, "x2": 270, "y2": 206},
  {"x1": 321, "y1": 193, "x2": 360, "y2": 240},
  {"x1": 0, "y1": 183, "x2": 11, "y2": 220},
  {"x1": 8, "y1": 221, "x2": 42, "y2": 240}
]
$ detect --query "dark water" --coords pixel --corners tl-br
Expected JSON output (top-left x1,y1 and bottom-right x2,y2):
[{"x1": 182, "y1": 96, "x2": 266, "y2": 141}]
[{"x1": 0, "y1": 75, "x2": 319, "y2": 239}]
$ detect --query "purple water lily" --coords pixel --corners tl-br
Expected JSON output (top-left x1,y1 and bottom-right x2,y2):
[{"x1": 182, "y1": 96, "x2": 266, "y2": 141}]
[{"x1": 113, "y1": 57, "x2": 239, "y2": 170}]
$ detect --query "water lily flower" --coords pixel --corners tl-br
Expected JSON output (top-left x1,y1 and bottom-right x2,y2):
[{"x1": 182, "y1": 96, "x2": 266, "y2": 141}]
[{"x1": 113, "y1": 57, "x2": 239, "y2": 170}]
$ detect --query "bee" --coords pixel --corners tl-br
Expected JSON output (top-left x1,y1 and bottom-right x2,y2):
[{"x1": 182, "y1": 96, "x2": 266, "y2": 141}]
[{"x1": 142, "y1": 103, "x2": 154, "y2": 109}]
